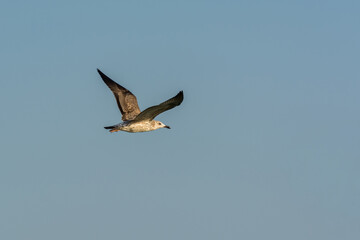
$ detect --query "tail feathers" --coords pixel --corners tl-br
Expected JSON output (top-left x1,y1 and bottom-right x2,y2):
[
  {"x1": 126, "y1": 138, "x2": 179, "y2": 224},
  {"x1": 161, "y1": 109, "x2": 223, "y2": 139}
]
[{"x1": 104, "y1": 125, "x2": 120, "y2": 133}]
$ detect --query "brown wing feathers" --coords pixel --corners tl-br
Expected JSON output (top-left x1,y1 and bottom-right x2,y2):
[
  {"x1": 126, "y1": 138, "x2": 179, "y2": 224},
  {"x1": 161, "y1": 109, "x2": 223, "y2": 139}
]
[
  {"x1": 97, "y1": 69, "x2": 141, "y2": 121},
  {"x1": 98, "y1": 69, "x2": 183, "y2": 122},
  {"x1": 133, "y1": 91, "x2": 184, "y2": 121}
]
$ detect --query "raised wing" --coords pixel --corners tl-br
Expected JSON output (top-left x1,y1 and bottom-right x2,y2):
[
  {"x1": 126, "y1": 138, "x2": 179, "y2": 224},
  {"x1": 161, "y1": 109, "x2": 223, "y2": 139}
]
[
  {"x1": 97, "y1": 69, "x2": 141, "y2": 121},
  {"x1": 133, "y1": 91, "x2": 183, "y2": 122}
]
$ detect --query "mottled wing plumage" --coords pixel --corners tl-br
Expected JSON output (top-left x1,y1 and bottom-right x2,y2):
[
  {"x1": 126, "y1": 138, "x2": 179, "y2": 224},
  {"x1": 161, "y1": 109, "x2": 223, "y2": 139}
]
[
  {"x1": 134, "y1": 91, "x2": 184, "y2": 121},
  {"x1": 97, "y1": 69, "x2": 141, "y2": 121}
]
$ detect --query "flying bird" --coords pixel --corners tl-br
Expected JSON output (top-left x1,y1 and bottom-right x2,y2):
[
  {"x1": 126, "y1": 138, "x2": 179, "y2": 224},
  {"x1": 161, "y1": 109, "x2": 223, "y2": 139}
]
[{"x1": 97, "y1": 69, "x2": 184, "y2": 133}]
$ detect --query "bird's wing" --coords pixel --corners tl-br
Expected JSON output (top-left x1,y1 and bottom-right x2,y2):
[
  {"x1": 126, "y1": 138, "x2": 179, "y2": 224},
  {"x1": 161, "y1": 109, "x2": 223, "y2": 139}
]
[
  {"x1": 133, "y1": 91, "x2": 183, "y2": 122},
  {"x1": 97, "y1": 69, "x2": 141, "y2": 121}
]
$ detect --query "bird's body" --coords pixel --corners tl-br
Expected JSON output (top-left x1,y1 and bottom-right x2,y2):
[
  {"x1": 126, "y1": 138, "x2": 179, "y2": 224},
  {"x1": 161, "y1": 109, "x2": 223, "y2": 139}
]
[
  {"x1": 97, "y1": 69, "x2": 183, "y2": 133},
  {"x1": 105, "y1": 120, "x2": 170, "y2": 133}
]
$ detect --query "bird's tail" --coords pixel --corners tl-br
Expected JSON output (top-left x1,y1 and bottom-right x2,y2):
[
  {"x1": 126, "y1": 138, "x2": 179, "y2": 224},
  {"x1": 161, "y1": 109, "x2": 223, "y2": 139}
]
[{"x1": 104, "y1": 125, "x2": 119, "y2": 133}]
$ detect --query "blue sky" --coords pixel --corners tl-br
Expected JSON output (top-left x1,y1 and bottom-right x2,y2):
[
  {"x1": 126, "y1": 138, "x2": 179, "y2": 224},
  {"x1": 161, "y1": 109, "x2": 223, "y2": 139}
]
[{"x1": 1, "y1": 0, "x2": 359, "y2": 239}]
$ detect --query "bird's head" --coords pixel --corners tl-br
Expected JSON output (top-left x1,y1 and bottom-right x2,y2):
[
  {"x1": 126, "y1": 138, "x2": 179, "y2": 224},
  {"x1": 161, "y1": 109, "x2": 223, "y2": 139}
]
[{"x1": 153, "y1": 120, "x2": 171, "y2": 130}]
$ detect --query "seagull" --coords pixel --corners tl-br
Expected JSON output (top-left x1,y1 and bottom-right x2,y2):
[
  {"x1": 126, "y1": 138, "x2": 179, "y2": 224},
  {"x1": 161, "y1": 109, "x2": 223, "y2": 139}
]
[{"x1": 97, "y1": 69, "x2": 184, "y2": 133}]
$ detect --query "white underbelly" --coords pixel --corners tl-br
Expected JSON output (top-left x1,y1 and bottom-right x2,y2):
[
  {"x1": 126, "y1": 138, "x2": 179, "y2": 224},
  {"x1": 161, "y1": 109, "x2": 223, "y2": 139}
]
[{"x1": 122, "y1": 122, "x2": 154, "y2": 133}]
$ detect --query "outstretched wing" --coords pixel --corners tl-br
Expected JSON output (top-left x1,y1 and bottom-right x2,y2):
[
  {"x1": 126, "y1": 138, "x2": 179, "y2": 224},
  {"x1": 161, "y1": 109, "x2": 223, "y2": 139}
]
[
  {"x1": 97, "y1": 69, "x2": 141, "y2": 121},
  {"x1": 133, "y1": 91, "x2": 184, "y2": 122}
]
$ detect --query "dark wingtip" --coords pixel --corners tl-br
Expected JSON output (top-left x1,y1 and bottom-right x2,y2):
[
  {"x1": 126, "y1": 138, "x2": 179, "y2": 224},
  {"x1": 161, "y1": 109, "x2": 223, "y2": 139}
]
[
  {"x1": 97, "y1": 69, "x2": 110, "y2": 83},
  {"x1": 177, "y1": 90, "x2": 184, "y2": 104},
  {"x1": 176, "y1": 90, "x2": 184, "y2": 98}
]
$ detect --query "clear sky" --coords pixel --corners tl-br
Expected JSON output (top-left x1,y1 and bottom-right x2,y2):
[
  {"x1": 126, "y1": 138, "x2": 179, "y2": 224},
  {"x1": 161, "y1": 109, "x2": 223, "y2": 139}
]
[{"x1": 1, "y1": 0, "x2": 359, "y2": 239}]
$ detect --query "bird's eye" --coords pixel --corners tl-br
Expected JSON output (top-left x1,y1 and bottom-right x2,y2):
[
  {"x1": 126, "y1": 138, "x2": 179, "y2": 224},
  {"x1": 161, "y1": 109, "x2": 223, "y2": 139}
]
[{"x1": 158, "y1": 123, "x2": 161, "y2": 125}]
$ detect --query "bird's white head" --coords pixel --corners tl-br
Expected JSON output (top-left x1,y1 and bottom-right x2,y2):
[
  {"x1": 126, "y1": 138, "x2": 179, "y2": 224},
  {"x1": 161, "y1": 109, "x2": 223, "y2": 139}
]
[{"x1": 153, "y1": 120, "x2": 171, "y2": 130}]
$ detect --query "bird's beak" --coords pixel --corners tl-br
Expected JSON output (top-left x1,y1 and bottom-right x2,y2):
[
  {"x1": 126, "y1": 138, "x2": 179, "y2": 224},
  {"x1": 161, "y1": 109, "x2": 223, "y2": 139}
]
[{"x1": 164, "y1": 125, "x2": 171, "y2": 129}]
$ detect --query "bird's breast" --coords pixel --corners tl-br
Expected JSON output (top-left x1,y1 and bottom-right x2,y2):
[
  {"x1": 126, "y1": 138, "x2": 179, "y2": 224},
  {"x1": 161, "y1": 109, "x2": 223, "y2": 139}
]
[{"x1": 121, "y1": 121, "x2": 155, "y2": 133}]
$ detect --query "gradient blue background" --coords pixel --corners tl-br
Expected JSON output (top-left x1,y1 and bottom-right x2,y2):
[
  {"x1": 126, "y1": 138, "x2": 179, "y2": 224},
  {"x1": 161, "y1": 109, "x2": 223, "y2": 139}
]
[{"x1": 1, "y1": 0, "x2": 359, "y2": 239}]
